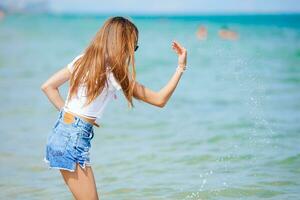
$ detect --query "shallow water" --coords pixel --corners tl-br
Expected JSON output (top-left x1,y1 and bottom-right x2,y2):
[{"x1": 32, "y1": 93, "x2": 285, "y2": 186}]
[{"x1": 0, "y1": 14, "x2": 299, "y2": 199}]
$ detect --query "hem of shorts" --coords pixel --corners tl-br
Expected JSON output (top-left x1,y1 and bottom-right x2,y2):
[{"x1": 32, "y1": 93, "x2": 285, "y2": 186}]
[
  {"x1": 43, "y1": 157, "x2": 91, "y2": 172},
  {"x1": 79, "y1": 162, "x2": 92, "y2": 170}
]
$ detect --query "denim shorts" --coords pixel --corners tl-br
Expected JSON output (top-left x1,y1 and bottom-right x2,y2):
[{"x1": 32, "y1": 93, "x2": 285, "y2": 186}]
[{"x1": 43, "y1": 108, "x2": 95, "y2": 172}]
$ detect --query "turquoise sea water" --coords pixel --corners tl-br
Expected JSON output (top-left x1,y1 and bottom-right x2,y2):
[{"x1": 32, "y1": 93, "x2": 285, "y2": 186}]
[{"x1": 0, "y1": 14, "x2": 299, "y2": 199}]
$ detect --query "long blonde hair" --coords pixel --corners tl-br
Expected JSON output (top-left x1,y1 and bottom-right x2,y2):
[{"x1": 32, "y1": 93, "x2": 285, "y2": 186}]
[{"x1": 67, "y1": 16, "x2": 138, "y2": 108}]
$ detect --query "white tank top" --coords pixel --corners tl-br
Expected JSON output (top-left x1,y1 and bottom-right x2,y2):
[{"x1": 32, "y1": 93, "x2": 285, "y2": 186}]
[{"x1": 63, "y1": 54, "x2": 122, "y2": 120}]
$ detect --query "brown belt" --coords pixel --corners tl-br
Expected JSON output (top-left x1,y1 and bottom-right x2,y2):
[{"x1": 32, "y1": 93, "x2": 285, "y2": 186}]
[{"x1": 63, "y1": 110, "x2": 100, "y2": 128}]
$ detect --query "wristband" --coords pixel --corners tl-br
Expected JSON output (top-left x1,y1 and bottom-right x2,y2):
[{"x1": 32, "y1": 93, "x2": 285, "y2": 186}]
[{"x1": 176, "y1": 65, "x2": 187, "y2": 73}]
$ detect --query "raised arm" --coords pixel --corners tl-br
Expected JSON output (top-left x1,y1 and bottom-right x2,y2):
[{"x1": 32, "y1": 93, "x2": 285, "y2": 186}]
[{"x1": 132, "y1": 40, "x2": 187, "y2": 107}]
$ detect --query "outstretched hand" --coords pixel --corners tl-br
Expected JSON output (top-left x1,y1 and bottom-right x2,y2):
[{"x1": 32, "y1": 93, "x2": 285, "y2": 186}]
[{"x1": 172, "y1": 40, "x2": 187, "y2": 68}]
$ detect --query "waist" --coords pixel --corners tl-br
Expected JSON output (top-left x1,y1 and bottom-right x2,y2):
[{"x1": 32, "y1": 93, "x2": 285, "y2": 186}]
[{"x1": 63, "y1": 108, "x2": 100, "y2": 128}]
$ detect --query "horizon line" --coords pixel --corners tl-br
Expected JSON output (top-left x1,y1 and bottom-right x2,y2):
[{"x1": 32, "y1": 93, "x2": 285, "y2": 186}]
[{"x1": 3, "y1": 10, "x2": 300, "y2": 16}]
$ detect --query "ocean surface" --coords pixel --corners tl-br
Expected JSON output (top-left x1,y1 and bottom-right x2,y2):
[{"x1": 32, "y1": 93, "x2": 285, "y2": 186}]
[{"x1": 0, "y1": 14, "x2": 299, "y2": 199}]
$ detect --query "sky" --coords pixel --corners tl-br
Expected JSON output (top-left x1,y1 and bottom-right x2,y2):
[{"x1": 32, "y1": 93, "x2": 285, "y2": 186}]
[{"x1": 49, "y1": 0, "x2": 300, "y2": 14}]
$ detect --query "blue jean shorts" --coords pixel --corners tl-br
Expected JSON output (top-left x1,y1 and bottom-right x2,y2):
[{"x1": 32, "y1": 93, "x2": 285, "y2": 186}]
[{"x1": 43, "y1": 108, "x2": 95, "y2": 172}]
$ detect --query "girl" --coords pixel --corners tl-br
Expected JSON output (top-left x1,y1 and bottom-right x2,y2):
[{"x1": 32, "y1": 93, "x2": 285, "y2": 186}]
[{"x1": 41, "y1": 16, "x2": 187, "y2": 200}]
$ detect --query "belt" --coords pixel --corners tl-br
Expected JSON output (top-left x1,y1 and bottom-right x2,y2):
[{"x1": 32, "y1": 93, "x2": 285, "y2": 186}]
[
  {"x1": 93, "y1": 121, "x2": 100, "y2": 127},
  {"x1": 63, "y1": 110, "x2": 100, "y2": 128}
]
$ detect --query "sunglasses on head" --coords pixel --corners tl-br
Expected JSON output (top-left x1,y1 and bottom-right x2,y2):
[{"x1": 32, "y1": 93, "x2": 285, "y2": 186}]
[{"x1": 134, "y1": 45, "x2": 139, "y2": 51}]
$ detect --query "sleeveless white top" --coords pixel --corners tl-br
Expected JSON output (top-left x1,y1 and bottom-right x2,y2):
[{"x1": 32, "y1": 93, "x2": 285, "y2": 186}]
[{"x1": 63, "y1": 54, "x2": 122, "y2": 120}]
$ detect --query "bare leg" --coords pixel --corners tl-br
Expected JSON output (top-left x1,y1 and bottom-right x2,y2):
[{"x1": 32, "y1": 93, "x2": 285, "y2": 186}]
[{"x1": 60, "y1": 163, "x2": 99, "y2": 200}]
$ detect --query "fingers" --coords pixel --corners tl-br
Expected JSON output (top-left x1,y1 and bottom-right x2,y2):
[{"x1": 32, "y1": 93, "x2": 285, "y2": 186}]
[
  {"x1": 173, "y1": 40, "x2": 182, "y2": 49},
  {"x1": 172, "y1": 41, "x2": 180, "y2": 51},
  {"x1": 172, "y1": 45, "x2": 181, "y2": 55},
  {"x1": 172, "y1": 41, "x2": 182, "y2": 54},
  {"x1": 171, "y1": 40, "x2": 187, "y2": 55}
]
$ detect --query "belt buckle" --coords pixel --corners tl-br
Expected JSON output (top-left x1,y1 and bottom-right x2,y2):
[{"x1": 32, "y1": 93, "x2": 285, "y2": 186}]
[{"x1": 63, "y1": 112, "x2": 75, "y2": 124}]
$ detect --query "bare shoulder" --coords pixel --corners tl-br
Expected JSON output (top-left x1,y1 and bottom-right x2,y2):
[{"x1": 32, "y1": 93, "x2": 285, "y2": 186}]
[{"x1": 67, "y1": 54, "x2": 84, "y2": 74}]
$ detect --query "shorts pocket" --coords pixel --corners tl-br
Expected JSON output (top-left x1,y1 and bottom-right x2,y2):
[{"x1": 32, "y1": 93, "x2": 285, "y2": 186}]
[
  {"x1": 74, "y1": 134, "x2": 91, "y2": 153},
  {"x1": 79, "y1": 126, "x2": 94, "y2": 139}
]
